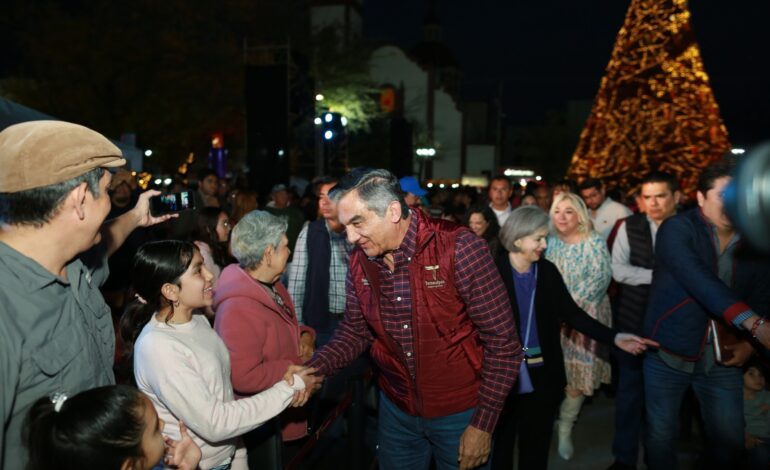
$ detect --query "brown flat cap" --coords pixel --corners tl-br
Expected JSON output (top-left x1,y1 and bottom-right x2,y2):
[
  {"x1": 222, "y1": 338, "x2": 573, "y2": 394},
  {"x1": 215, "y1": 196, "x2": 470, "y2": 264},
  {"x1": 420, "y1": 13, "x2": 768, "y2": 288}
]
[{"x1": 0, "y1": 120, "x2": 126, "y2": 192}]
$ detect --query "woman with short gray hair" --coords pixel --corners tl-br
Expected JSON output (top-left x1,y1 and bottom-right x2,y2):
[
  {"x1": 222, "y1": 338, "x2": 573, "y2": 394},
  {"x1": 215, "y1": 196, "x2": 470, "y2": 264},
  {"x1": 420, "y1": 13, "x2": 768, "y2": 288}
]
[
  {"x1": 492, "y1": 206, "x2": 655, "y2": 470},
  {"x1": 229, "y1": 210, "x2": 287, "y2": 269},
  {"x1": 213, "y1": 210, "x2": 317, "y2": 467}
]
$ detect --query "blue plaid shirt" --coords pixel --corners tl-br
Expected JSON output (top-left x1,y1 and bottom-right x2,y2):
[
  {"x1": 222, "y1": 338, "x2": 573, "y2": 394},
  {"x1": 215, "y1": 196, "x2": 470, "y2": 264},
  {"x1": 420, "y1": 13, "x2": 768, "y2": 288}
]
[{"x1": 287, "y1": 221, "x2": 352, "y2": 324}]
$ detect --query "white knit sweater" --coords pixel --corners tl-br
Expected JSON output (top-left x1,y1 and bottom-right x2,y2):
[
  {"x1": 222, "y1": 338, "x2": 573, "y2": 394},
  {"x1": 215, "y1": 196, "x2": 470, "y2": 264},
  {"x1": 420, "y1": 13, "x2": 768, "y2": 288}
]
[{"x1": 134, "y1": 314, "x2": 304, "y2": 469}]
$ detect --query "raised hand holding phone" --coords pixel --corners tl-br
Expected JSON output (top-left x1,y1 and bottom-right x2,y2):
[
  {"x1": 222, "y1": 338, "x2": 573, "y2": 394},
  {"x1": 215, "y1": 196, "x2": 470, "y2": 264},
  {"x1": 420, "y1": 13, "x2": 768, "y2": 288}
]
[{"x1": 150, "y1": 190, "x2": 196, "y2": 216}]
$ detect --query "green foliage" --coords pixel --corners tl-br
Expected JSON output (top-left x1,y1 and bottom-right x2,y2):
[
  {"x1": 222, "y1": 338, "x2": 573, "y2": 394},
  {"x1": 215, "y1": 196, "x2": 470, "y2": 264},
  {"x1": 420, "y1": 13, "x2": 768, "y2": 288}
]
[{"x1": 312, "y1": 27, "x2": 380, "y2": 133}]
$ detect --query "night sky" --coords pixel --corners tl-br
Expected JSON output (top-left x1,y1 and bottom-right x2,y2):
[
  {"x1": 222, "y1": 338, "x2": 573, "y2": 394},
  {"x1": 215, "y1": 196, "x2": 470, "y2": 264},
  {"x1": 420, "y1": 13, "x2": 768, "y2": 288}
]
[
  {"x1": 1, "y1": 0, "x2": 768, "y2": 150},
  {"x1": 363, "y1": 0, "x2": 770, "y2": 147}
]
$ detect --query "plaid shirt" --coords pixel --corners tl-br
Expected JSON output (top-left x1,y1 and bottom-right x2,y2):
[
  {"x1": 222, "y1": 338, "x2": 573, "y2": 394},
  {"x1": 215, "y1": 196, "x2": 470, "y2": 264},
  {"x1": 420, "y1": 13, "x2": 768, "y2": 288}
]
[
  {"x1": 309, "y1": 211, "x2": 521, "y2": 433},
  {"x1": 287, "y1": 221, "x2": 353, "y2": 324}
]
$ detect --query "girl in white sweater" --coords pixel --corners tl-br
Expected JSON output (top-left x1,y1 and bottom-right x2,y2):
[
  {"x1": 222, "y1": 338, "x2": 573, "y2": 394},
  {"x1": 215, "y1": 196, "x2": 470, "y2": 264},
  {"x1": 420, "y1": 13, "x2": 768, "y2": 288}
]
[{"x1": 120, "y1": 241, "x2": 313, "y2": 470}]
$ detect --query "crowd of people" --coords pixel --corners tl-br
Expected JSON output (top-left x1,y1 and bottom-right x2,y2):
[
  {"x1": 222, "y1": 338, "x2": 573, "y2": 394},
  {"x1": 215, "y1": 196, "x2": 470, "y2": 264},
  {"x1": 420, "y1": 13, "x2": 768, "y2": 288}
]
[{"x1": 1, "y1": 119, "x2": 769, "y2": 470}]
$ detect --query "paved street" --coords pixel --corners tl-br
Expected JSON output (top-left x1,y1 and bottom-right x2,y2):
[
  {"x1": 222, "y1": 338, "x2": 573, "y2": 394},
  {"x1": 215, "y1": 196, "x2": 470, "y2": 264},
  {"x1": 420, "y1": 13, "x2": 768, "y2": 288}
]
[{"x1": 545, "y1": 393, "x2": 701, "y2": 470}]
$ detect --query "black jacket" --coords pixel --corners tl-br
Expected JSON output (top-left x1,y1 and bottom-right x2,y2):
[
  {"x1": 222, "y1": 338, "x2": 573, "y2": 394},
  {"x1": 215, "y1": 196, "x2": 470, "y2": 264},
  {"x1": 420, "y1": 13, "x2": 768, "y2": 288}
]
[{"x1": 495, "y1": 251, "x2": 617, "y2": 391}]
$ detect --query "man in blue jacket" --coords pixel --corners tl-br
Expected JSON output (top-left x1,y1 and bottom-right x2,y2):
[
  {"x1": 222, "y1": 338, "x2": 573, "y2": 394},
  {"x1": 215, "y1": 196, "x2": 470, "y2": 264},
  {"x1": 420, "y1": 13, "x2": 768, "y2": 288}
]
[{"x1": 643, "y1": 160, "x2": 770, "y2": 469}]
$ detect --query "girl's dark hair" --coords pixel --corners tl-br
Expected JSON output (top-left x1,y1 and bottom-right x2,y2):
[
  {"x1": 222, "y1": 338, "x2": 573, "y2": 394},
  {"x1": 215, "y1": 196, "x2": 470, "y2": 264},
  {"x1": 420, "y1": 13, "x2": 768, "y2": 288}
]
[
  {"x1": 25, "y1": 385, "x2": 146, "y2": 470},
  {"x1": 465, "y1": 205, "x2": 501, "y2": 242},
  {"x1": 119, "y1": 240, "x2": 196, "y2": 380},
  {"x1": 191, "y1": 207, "x2": 228, "y2": 267}
]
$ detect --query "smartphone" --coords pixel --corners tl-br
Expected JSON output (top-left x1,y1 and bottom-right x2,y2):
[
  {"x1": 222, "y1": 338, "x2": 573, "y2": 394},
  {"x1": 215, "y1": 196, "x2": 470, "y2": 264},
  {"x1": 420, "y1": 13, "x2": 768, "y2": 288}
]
[{"x1": 150, "y1": 191, "x2": 195, "y2": 216}]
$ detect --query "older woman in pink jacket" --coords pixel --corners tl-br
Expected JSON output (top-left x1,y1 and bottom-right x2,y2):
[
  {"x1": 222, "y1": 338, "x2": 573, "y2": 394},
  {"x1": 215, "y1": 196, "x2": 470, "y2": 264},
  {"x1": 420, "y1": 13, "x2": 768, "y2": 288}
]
[{"x1": 214, "y1": 211, "x2": 316, "y2": 467}]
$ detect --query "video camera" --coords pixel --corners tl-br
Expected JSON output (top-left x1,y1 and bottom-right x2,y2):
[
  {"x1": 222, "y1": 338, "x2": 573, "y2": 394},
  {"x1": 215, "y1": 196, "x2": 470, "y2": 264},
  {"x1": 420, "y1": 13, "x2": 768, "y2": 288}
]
[{"x1": 725, "y1": 143, "x2": 770, "y2": 252}]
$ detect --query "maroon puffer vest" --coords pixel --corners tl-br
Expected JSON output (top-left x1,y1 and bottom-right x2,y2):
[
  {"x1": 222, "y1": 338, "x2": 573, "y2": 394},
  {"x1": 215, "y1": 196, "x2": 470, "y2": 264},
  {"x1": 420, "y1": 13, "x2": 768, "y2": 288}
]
[{"x1": 350, "y1": 215, "x2": 483, "y2": 417}]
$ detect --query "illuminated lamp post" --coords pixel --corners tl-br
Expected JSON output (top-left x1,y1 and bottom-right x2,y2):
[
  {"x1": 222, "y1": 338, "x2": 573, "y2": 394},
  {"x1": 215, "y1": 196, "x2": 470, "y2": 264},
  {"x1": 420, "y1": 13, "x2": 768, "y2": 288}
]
[{"x1": 416, "y1": 147, "x2": 436, "y2": 182}]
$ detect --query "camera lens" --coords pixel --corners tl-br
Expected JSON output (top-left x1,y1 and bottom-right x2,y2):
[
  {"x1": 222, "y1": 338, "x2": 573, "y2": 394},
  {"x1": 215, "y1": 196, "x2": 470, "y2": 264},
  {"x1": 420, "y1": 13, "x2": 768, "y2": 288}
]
[{"x1": 725, "y1": 142, "x2": 770, "y2": 251}]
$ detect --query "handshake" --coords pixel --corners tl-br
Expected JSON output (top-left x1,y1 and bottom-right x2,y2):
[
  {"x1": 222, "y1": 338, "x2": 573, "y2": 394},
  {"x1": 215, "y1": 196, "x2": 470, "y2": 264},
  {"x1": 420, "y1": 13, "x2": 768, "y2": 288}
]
[{"x1": 283, "y1": 364, "x2": 324, "y2": 407}]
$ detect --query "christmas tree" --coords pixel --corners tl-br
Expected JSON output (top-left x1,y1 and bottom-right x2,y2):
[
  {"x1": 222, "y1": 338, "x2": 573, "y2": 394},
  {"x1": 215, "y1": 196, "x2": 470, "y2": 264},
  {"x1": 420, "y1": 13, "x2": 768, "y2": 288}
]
[{"x1": 568, "y1": 0, "x2": 730, "y2": 196}]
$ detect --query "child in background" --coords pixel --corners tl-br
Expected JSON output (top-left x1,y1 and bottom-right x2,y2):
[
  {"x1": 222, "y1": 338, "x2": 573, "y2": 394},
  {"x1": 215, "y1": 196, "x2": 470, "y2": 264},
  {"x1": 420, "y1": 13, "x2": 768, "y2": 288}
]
[
  {"x1": 25, "y1": 385, "x2": 200, "y2": 470},
  {"x1": 744, "y1": 360, "x2": 770, "y2": 469}
]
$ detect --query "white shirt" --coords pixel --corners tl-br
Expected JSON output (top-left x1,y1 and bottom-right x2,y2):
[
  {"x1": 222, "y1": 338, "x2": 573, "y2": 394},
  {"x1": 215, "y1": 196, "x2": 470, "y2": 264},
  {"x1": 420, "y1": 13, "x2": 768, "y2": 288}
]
[
  {"x1": 591, "y1": 198, "x2": 632, "y2": 240},
  {"x1": 490, "y1": 203, "x2": 512, "y2": 227},
  {"x1": 134, "y1": 314, "x2": 304, "y2": 470},
  {"x1": 611, "y1": 216, "x2": 659, "y2": 286}
]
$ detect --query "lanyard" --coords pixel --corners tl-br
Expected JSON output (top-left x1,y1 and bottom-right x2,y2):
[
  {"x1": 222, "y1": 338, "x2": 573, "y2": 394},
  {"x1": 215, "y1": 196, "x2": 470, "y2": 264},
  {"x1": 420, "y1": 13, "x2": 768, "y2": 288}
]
[{"x1": 521, "y1": 264, "x2": 538, "y2": 352}]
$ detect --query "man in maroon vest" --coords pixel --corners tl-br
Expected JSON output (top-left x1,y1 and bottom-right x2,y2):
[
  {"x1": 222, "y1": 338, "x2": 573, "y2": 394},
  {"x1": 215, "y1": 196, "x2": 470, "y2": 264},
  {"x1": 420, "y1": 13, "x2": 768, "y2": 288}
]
[{"x1": 304, "y1": 168, "x2": 522, "y2": 469}]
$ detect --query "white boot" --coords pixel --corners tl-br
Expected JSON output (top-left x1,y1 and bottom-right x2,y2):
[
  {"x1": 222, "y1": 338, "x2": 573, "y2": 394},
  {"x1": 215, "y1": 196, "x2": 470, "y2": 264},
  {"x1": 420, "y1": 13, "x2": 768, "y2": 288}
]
[{"x1": 557, "y1": 394, "x2": 585, "y2": 460}]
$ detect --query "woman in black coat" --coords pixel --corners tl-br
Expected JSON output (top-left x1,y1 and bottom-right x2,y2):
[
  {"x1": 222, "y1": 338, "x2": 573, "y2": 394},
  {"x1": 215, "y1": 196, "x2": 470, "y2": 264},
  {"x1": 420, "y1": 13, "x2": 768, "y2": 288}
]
[{"x1": 491, "y1": 206, "x2": 655, "y2": 469}]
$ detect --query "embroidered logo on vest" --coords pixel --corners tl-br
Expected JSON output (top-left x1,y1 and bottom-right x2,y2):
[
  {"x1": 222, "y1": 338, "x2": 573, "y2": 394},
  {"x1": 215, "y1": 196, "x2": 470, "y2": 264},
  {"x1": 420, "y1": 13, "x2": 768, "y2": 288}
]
[{"x1": 424, "y1": 265, "x2": 445, "y2": 288}]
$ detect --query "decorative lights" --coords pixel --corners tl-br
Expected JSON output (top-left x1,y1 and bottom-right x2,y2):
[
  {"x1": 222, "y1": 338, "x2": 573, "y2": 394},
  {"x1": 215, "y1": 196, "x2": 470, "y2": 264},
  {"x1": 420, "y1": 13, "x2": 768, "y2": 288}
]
[{"x1": 568, "y1": 0, "x2": 730, "y2": 197}]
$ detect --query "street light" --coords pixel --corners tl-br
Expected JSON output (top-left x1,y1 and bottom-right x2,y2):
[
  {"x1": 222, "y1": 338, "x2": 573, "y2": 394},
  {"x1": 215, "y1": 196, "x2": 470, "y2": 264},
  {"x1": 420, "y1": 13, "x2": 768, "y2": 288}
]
[
  {"x1": 314, "y1": 117, "x2": 322, "y2": 125},
  {"x1": 324, "y1": 130, "x2": 334, "y2": 140},
  {"x1": 144, "y1": 149, "x2": 153, "y2": 157},
  {"x1": 731, "y1": 148, "x2": 746, "y2": 155},
  {"x1": 324, "y1": 113, "x2": 333, "y2": 123},
  {"x1": 315, "y1": 94, "x2": 325, "y2": 101}
]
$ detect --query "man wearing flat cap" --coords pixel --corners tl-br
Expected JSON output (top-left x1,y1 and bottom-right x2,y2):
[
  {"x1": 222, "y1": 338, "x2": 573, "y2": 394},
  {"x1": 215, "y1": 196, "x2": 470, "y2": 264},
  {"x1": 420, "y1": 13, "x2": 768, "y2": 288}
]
[{"x1": 0, "y1": 120, "x2": 174, "y2": 468}]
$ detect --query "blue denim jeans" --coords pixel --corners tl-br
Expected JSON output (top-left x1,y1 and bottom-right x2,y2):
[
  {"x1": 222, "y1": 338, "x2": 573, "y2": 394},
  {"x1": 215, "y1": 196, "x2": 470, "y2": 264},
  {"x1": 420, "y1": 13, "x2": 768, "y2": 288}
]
[
  {"x1": 643, "y1": 354, "x2": 744, "y2": 470},
  {"x1": 748, "y1": 441, "x2": 770, "y2": 469},
  {"x1": 612, "y1": 350, "x2": 645, "y2": 466},
  {"x1": 377, "y1": 391, "x2": 492, "y2": 470}
]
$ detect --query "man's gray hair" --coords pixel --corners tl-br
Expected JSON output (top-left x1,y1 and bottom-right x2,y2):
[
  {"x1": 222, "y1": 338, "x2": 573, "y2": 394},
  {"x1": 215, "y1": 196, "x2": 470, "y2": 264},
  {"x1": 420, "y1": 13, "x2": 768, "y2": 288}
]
[
  {"x1": 230, "y1": 210, "x2": 288, "y2": 269},
  {"x1": 499, "y1": 206, "x2": 550, "y2": 253},
  {"x1": 0, "y1": 167, "x2": 104, "y2": 226},
  {"x1": 331, "y1": 168, "x2": 409, "y2": 219}
]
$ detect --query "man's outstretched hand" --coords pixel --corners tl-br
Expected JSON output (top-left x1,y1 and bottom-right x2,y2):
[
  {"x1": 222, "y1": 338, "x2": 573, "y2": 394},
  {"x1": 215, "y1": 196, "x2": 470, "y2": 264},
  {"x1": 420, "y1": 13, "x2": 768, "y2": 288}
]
[{"x1": 283, "y1": 364, "x2": 323, "y2": 407}]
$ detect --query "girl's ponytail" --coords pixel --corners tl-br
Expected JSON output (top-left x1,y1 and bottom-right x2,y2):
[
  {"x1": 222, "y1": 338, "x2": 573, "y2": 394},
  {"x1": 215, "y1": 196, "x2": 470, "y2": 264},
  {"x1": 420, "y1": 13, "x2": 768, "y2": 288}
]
[
  {"x1": 118, "y1": 240, "x2": 196, "y2": 381},
  {"x1": 25, "y1": 397, "x2": 58, "y2": 470},
  {"x1": 118, "y1": 299, "x2": 157, "y2": 381}
]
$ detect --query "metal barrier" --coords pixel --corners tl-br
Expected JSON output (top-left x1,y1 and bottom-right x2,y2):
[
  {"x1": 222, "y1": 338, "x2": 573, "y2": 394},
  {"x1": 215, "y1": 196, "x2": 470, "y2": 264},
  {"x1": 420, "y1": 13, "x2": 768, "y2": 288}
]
[{"x1": 284, "y1": 370, "x2": 373, "y2": 470}]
